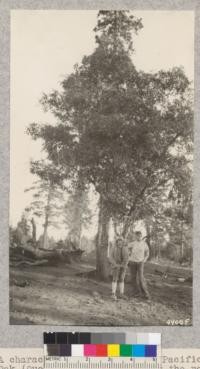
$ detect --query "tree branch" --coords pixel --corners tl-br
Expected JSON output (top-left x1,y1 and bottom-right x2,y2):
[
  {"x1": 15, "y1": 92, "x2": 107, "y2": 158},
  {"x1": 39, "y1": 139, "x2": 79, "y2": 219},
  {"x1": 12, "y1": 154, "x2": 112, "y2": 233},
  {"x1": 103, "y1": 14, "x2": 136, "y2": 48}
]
[{"x1": 126, "y1": 131, "x2": 182, "y2": 220}]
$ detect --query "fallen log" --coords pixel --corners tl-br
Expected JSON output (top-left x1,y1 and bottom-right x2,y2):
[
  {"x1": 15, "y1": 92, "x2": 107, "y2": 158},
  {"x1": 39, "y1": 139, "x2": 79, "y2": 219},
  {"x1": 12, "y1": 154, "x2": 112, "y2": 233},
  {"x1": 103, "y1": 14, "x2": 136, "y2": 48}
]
[
  {"x1": 11, "y1": 259, "x2": 49, "y2": 267},
  {"x1": 10, "y1": 243, "x2": 84, "y2": 266}
]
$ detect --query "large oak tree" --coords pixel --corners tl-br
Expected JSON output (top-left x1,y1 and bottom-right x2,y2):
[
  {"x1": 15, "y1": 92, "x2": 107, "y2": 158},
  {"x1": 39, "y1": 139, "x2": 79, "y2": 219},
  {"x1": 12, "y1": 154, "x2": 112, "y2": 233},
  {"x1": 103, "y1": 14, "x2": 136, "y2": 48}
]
[{"x1": 28, "y1": 11, "x2": 193, "y2": 279}]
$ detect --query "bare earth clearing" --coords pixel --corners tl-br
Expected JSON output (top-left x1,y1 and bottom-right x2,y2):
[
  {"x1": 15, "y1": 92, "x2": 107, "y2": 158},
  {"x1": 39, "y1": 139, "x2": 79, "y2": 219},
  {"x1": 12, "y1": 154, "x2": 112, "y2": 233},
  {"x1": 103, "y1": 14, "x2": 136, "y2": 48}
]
[{"x1": 10, "y1": 261, "x2": 192, "y2": 326}]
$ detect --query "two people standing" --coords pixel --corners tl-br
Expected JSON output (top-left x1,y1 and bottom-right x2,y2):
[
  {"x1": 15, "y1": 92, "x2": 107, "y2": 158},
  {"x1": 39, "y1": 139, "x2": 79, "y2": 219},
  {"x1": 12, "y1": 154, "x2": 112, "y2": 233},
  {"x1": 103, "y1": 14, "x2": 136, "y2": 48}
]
[{"x1": 109, "y1": 231, "x2": 150, "y2": 301}]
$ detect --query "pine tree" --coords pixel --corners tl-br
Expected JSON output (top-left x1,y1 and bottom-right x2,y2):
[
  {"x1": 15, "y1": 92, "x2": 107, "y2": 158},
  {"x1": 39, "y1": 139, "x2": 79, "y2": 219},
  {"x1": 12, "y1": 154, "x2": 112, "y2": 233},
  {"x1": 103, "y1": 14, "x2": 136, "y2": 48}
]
[{"x1": 25, "y1": 161, "x2": 65, "y2": 249}]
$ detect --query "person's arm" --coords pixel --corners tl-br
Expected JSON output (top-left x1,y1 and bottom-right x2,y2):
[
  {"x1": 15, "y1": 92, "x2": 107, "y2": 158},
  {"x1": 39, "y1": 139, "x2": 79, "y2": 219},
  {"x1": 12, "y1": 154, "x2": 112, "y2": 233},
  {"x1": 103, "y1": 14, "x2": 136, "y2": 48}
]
[
  {"x1": 121, "y1": 248, "x2": 129, "y2": 267},
  {"x1": 144, "y1": 243, "x2": 149, "y2": 263},
  {"x1": 126, "y1": 242, "x2": 132, "y2": 256}
]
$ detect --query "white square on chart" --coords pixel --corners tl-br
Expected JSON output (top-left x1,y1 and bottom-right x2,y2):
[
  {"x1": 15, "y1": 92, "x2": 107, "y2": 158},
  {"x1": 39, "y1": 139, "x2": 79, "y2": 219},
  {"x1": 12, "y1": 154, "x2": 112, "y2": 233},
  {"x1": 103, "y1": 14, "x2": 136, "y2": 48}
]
[
  {"x1": 148, "y1": 333, "x2": 161, "y2": 345},
  {"x1": 71, "y1": 344, "x2": 84, "y2": 357}
]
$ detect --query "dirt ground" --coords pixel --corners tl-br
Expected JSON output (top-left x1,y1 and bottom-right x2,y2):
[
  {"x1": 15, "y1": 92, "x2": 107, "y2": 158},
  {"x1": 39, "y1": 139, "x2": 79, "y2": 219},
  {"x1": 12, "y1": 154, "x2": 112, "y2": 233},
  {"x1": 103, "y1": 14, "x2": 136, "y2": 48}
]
[{"x1": 9, "y1": 261, "x2": 192, "y2": 326}]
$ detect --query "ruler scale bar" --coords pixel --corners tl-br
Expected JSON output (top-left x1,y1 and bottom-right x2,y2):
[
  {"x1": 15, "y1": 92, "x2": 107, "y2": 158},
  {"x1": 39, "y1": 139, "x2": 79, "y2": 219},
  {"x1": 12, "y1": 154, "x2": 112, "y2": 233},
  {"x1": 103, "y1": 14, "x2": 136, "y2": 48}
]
[{"x1": 44, "y1": 357, "x2": 161, "y2": 369}]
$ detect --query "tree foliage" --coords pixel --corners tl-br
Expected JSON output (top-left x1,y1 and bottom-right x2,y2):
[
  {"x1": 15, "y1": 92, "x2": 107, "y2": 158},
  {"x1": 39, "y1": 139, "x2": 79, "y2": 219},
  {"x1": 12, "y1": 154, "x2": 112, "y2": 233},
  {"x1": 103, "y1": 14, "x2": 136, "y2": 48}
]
[{"x1": 27, "y1": 11, "x2": 193, "y2": 274}]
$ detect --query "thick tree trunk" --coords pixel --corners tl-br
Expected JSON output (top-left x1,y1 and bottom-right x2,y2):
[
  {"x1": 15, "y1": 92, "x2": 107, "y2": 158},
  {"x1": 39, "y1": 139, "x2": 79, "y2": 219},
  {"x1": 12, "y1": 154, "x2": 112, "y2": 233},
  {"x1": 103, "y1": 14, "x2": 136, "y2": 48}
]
[
  {"x1": 122, "y1": 214, "x2": 136, "y2": 239},
  {"x1": 112, "y1": 218, "x2": 120, "y2": 241},
  {"x1": 122, "y1": 217, "x2": 131, "y2": 238},
  {"x1": 96, "y1": 196, "x2": 111, "y2": 280}
]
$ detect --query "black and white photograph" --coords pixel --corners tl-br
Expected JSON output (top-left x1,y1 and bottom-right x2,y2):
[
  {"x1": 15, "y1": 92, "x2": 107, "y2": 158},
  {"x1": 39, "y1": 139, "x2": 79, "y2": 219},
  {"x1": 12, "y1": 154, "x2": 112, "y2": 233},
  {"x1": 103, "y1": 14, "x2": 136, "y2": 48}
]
[{"x1": 10, "y1": 10, "x2": 193, "y2": 326}]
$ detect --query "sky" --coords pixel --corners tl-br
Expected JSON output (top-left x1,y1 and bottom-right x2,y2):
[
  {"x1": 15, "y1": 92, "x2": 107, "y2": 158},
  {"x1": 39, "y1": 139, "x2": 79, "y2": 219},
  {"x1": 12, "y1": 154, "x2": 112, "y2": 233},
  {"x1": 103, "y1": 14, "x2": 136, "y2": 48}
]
[{"x1": 10, "y1": 10, "x2": 194, "y2": 239}]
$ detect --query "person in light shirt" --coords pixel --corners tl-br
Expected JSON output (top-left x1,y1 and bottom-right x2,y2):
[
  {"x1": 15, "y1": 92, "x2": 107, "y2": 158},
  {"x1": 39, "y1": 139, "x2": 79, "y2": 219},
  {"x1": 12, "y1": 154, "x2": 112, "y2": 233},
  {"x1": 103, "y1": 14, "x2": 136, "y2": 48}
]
[{"x1": 128, "y1": 231, "x2": 150, "y2": 300}]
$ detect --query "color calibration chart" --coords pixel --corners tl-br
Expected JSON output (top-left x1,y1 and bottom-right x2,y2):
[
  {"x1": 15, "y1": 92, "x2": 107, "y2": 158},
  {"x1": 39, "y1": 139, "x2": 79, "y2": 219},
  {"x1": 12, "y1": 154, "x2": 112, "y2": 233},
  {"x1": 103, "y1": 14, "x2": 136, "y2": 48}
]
[{"x1": 44, "y1": 332, "x2": 161, "y2": 368}]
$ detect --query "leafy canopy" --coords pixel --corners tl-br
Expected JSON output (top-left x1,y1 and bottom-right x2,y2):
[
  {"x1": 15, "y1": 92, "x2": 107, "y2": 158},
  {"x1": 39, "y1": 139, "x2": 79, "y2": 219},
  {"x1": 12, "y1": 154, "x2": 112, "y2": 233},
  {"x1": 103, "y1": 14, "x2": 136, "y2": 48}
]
[{"x1": 27, "y1": 10, "x2": 193, "y2": 223}]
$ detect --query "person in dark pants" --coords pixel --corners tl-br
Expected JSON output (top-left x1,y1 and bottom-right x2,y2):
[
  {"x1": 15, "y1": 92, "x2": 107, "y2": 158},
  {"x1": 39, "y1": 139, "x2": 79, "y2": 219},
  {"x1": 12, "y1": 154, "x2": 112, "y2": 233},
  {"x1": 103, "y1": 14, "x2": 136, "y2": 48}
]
[
  {"x1": 128, "y1": 231, "x2": 150, "y2": 300},
  {"x1": 109, "y1": 237, "x2": 129, "y2": 301}
]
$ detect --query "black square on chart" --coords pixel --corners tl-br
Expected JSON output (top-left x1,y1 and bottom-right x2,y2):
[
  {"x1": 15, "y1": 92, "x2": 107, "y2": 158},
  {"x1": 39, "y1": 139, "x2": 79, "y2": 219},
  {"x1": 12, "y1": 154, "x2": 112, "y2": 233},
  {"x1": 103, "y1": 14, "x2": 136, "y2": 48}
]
[
  {"x1": 79, "y1": 332, "x2": 91, "y2": 344},
  {"x1": 56, "y1": 332, "x2": 68, "y2": 344},
  {"x1": 68, "y1": 332, "x2": 79, "y2": 344},
  {"x1": 44, "y1": 332, "x2": 56, "y2": 344}
]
